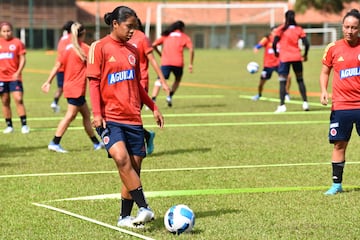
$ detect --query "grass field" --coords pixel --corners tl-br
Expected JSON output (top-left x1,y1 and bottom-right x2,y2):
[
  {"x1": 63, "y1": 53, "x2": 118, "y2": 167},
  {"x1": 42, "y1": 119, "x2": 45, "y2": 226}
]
[{"x1": 2, "y1": 48, "x2": 360, "y2": 240}]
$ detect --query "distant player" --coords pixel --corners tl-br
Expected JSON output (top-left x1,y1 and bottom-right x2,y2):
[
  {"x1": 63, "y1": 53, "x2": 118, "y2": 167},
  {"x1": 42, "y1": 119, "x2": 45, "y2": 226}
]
[
  {"x1": 151, "y1": 20, "x2": 194, "y2": 107},
  {"x1": 273, "y1": 10, "x2": 310, "y2": 113},
  {"x1": 41, "y1": 22, "x2": 103, "y2": 153},
  {"x1": 252, "y1": 26, "x2": 291, "y2": 102},
  {"x1": 50, "y1": 20, "x2": 74, "y2": 113},
  {"x1": 0, "y1": 21, "x2": 30, "y2": 134}
]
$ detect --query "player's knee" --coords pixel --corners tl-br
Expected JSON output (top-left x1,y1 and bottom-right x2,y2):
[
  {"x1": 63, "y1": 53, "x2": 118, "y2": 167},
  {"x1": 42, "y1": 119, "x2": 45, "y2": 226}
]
[{"x1": 155, "y1": 80, "x2": 162, "y2": 87}]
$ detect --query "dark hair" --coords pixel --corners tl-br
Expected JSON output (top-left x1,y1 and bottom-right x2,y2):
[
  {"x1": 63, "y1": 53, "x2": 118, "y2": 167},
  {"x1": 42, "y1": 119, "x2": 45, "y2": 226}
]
[
  {"x1": 161, "y1": 20, "x2": 185, "y2": 36},
  {"x1": 62, "y1": 20, "x2": 74, "y2": 32},
  {"x1": 137, "y1": 17, "x2": 144, "y2": 33},
  {"x1": 343, "y1": 8, "x2": 360, "y2": 23},
  {"x1": 282, "y1": 10, "x2": 297, "y2": 31},
  {"x1": 104, "y1": 6, "x2": 137, "y2": 30}
]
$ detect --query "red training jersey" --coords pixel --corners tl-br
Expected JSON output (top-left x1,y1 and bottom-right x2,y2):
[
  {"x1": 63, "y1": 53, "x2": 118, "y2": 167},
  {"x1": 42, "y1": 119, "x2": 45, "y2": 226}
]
[
  {"x1": 257, "y1": 35, "x2": 279, "y2": 68},
  {"x1": 56, "y1": 33, "x2": 72, "y2": 72},
  {"x1": 322, "y1": 38, "x2": 360, "y2": 110},
  {"x1": 59, "y1": 41, "x2": 89, "y2": 98},
  {"x1": 0, "y1": 37, "x2": 26, "y2": 81},
  {"x1": 274, "y1": 24, "x2": 306, "y2": 62},
  {"x1": 86, "y1": 35, "x2": 143, "y2": 125},
  {"x1": 127, "y1": 30, "x2": 153, "y2": 92},
  {"x1": 153, "y1": 30, "x2": 193, "y2": 67}
]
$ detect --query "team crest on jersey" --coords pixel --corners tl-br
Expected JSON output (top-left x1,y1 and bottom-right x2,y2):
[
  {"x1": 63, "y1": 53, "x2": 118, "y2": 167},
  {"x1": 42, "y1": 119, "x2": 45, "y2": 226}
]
[
  {"x1": 358, "y1": 54, "x2": 360, "y2": 61},
  {"x1": 128, "y1": 54, "x2": 136, "y2": 66},
  {"x1": 103, "y1": 136, "x2": 110, "y2": 145},
  {"x1": 330, "y1": 128, "x2": 337, "y2": 136},
  {"x1": 9, "y1": 44, "x2": 16, "y2": 51}
]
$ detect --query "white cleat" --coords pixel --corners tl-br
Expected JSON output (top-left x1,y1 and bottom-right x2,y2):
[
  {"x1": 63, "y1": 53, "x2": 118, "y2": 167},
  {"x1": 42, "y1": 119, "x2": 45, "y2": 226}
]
[
  {"x1": 132, "y1": 207, "x2": 154, "y2": 226},
  {"x1": 48, "y1": 141, "x2": 68, "y2": 153},
  {"x1": 274, "y1": 105, "x2": 286, "y2": 113},
  {"x1": 3, "y1": 126, "x2": 14, "y2": 134},
  {"x1": 21, "y1": 125, "x2": 30, "y2": 134},
  {"x1": 302, "y1": 101, "x2": 309, "y2": 111}
]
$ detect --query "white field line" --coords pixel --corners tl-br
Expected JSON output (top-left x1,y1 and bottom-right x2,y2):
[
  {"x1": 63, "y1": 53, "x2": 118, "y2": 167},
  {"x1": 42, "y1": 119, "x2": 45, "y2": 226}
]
[
  {"x1": 32, "y1": 202, "x2": 155, "y2": 240},
  {"x1": 2, "y1": 162, "x2": 360, "y2": 179}
]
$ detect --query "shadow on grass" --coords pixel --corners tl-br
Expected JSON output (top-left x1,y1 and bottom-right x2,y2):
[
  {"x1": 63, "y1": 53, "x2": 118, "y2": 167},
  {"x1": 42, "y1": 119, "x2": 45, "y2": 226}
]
[
  {"x1": 149, "y1": 147, "x2": 211, "y2": 157},
  {"x1": 0, "y1": 143, "x2": 44, "y2": 158}
]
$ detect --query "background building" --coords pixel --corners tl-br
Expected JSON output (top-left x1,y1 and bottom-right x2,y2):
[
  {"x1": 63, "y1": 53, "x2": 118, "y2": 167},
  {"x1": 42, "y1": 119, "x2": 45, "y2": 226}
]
[{"x1": 0, "y1": 1, "x2": 356, "y2": 49}]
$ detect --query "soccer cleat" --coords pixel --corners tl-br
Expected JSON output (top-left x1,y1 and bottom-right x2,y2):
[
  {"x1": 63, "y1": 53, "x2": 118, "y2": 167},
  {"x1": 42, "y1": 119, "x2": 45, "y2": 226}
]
[
  {"x1": 274, "y1": 105, "x2": 286, "y2": 113},
  {"x1": 50, "y1": 102, "x2": 60, "y2": 113},
  {"x1": 166, "y1": 96, "x2": 172, "y2": 107},
  {"x1": 302, "y1": 101, "x2": 309, "y2": 111},
  {"x1": 147, "y1": 131, "x2": 155, "y2": 155},
  {"x1": 324, "y1": 183, "x2": 343, "y2": 195},
  {"x1": 93, "y1": 142, "x2": 105, "y2": 150},
  {"x1": 3, "y1": 126, "x2": 14, "y2": 134},
  {"x1": 48, "y1": 141, "x2": 68, "y2": 153},
  {"x1": 251, "y1": 94, "x2": 260, "y2": 101},
  {"x1": 132, "y1": 207, "x2": 155, "y2": 226},
  {"x1": 21, "y1": 125, "x2": 30, "y2": 134},
  {"x1": 117, "y1": 216, "x2": 144, "y2": 229},
  {"x1": 285, "y1": 94, "x2": 291, "y2": 102}
]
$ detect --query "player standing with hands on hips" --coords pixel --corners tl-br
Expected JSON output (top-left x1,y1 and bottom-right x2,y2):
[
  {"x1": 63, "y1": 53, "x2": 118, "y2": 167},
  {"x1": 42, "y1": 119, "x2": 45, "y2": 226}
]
[
  {"x1": 320, "y1": 9, "x2": 360, "y2": 195},
  {"x1": 86, "y1": 6, "x2": 164, "y2": 228},
  {"x1": 0, "y1": 21, "x2": 30, "y2": 134},
  {"x1": 272, "y1": 10, "x2": 310, "y2": 113}
]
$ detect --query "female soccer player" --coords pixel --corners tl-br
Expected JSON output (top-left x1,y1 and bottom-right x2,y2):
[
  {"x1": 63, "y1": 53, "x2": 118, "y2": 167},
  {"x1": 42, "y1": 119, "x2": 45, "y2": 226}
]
[
  {"x1": 128, "y1": 18, "x2": 170, "y2": 155},
  {"x1": 50, "y1": 20, "x2": 74, "y2": 113},
  {"x1": 151, "y1": 20, "x2": 194, "y2": 107},
  {"x1": 320, "y1": 9, "x2": 360, "y2": 195},
  {"x1": 86, "y1": 6, "x2": 164, "y2": 228},
  {"x1": 272, "y1": 10, "x2": 310, "y2": 113},
  {"x1": 41, "y1": 22, "x2": 103, "y2": 153},
  {"x1": 0, "y1": 21, "x2": 29, "y2": 134},
  {"x1": 252, "y1": 26, "x2": 291, "y2": 101}
]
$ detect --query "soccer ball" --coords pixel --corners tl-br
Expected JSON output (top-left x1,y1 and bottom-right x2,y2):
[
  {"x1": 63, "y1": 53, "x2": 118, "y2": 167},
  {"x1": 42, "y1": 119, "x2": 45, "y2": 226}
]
[
  {"x1": 247, "y1": 61, "x2": 259, "y2": 74},
  {"x1": 164, "y1": 204, "x2": 195, "y2": 235}
]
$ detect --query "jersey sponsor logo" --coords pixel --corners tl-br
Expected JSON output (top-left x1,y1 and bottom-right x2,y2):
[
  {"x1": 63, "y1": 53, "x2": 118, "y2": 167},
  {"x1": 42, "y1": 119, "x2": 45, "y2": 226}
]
[
  {"x1": 0, "y1": 52, "x2": 14, "y2": 60},
  {"x1": 340, "y1": 67, "x2": 360, "y2": 79},
  {"x1": 107, "y1": 69, "x2": 135, "y2": 85}
]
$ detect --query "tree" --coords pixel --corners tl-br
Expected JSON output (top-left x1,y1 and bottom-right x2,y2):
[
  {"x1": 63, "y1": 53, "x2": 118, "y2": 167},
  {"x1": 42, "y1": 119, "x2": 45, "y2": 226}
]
[{"x1": 294, "y1": 0, "x2": 355, "y2": 14}]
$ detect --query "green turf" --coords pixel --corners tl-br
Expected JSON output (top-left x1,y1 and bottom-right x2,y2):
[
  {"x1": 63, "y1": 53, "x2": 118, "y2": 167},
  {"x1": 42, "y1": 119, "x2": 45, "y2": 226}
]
[{"x1": 1, "y1": 48, "x2": 360, "y2": 240}]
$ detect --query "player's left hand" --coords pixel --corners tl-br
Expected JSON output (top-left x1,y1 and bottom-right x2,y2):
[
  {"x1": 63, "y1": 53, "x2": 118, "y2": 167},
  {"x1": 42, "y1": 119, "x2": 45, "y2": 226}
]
[{"x1": 153, "y1": 110, "x2": 164, "y2": 128}]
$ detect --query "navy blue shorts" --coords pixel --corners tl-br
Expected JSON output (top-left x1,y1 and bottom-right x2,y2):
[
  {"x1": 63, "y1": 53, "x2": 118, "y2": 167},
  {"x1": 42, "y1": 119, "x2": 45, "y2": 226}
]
[
  {"x1": 0, "y1": 81, "x2": 24, "y2": 94},
  {"x1": 260, "y1": 66, "x2": 278, "y2": 80},
  {"x1": 56, "y1": 72, "x2": 64, "y2": 88},
  {"x1": 328, "y1": 109, "x2": 360, "y2": 143},
  {"x1": 278, "y1": 61, "x2": 303, "y2": 76},
  {"x1": 67, "y1": 96, "x2": 86, "y2": 106},
  {"x1": 96, "y1": 122, "x2": 145, "y2": 157},
  {"x1": 161, "y1": 65, "x2": 183, "y2": 79}
]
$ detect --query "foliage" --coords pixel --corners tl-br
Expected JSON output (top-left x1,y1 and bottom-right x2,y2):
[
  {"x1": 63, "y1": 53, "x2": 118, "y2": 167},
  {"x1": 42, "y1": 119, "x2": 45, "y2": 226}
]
[{"x1": 295, "y1": 0, "x2": 355, "y2": 13}]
